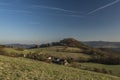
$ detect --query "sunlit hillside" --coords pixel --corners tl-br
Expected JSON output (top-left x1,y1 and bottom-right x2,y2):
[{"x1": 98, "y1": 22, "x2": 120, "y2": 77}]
[{"x1": 0, "y1": 55, "x2": 119, "y2": 80}]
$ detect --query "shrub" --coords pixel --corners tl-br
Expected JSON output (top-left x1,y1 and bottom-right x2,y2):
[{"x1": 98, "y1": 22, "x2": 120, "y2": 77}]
[
  {"x1": 93, "y1": 68, "x2": 101, "y2": 72},
  {"x1": 26, "y1": 52, "x2": 48, "y2": 61},
  {"x1": 69, "y1": 62, "x2": 81, "y2": 68},
  {"x1": 66, "y1": 58, "x2": 74, "y2": 63},
  {"x1": 15, "y1": 48, "x2": 24, "y2": 51},
  {"x1": 102, "y1": 68, "x2": 108, "y2": 74},
  {"x1": 0, "y1": 47, "x2": 5, "y2": 55},
  {"x1": 108, "y1": 70, "x2": 113, "y2": 75}
]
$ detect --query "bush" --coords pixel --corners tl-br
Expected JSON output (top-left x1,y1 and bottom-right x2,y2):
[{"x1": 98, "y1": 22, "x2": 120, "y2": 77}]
[
  {"x1": 0, "y1": 47, "x2": 5, "y2": 55},
  {"x1": 66, "y1": 58, "x2": 74, "y2": 63},
  {"x1": 102, "y1": 68, "x2": 108, "y2": 74},
  {"x1": 15, "y1": 48, "x2": 24, "y2": 51},
  {"x1": 108, "y1": 70, "x2": 113, "y2": 75},
  {"x1": 26, "y1": 52, "x2": 48, "y2": 61},
  {"x1": 93, "y1": 68, "x2": 101, "y2": 72},
  {"x1": 90, "y1": 54, "x2": 120, "y2": 65},
  {"x1": 69, "y1": 62, "x2": 81, "y2": 68}
]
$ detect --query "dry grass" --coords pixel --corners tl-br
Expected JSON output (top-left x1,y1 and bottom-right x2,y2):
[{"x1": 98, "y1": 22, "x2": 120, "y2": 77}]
[{"x1": 0, "y1": 55, "x2": 119, "y2": 80}]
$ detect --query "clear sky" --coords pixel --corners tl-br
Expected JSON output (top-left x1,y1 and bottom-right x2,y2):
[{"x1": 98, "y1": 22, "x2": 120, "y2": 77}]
[{"x1": 0, "y1": 0, "x2": 120, "y2": 44}]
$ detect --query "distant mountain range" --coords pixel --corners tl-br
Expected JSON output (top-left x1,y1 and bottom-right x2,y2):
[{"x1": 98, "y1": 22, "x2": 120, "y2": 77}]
[
  {"x1": 5, "y1": 44, "x2": 37, "y2": 49},
  {"x1": 84, "y1": 41, "x2": 120, "y2": 48},
  {"x1": 3, "y1": 41, "x2": 120, "y2": 51},
  {"x1": 84, "y1": 41, "x2": 120, "y2": 52}
]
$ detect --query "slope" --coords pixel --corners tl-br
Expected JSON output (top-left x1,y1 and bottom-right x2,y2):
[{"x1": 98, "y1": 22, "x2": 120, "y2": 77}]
[{"x1": 0, "y1": 55, "x2": 119, "y2": 80}]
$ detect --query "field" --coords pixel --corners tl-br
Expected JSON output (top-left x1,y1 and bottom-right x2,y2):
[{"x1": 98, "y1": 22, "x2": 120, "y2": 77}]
[
  {"x1": 3, "y1": 46, "x2": 91, "y2": 61},
  {"x1": 0, "y1": 46, "x2": 120, "y2": 80},
  {"x1": 0, "y1": 55, "x2": 119, "y2": 80},
  {"x1": 80, "y1": 63, "x2": 120, "y2": 77}
]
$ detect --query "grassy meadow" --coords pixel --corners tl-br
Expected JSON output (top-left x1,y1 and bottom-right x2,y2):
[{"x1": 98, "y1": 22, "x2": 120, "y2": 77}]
[
  {"x1": 80, "y1": 63, "x2": 120, "y2": 77},
  {"x1": 0, "y1": 44, "x2": 120, "y2": 80},
  {"x1": 0, "y1": 55, "x2": 119, "y2": 80}
]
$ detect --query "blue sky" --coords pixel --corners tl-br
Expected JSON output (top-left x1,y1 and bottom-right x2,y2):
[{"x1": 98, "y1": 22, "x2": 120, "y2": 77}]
[{"x1": 0, "y1": 0, "x2": 120, "y2": 44}]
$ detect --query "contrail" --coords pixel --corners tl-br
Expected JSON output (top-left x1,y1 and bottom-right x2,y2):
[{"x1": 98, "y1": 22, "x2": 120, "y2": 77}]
[
  {"x1": 88, "y1": 0, "x2": 120, "y2": 14},
  {"x1": 32, "y1": 5, "x2": 82, "y2": 14}
]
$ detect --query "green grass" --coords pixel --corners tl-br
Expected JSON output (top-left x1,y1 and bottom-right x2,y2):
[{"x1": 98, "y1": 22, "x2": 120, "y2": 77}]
[
  {"x1": 3, "y1": 48, "x2": 29, "y2": 54},
  {"x1": 2, "y1": 47, "x2": 120, "y2": 79},
  {"x1": 3, "y1": 47, "x2": 90, "y2": 61},
  {"x1": 3, "y1": 48, "x2": 23, "y2": 53},
  {"x1": 80, "y1": 63, "x2": 120, "y2": 77},
  {"x1": 0, "y1": 55, "x2": 119, "y2": 80},
  {"x1": 29, "y1": 46, "x2": 91, "y2": 60}
]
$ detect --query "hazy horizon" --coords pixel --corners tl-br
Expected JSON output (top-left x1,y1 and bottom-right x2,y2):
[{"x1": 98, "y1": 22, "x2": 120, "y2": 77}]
[
  {"x1": 1, "y1": 39, "x2": 120, "y2": 44},
  {"x1": 0, "y1": 0, "x2": 120, "y2": 44}
]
